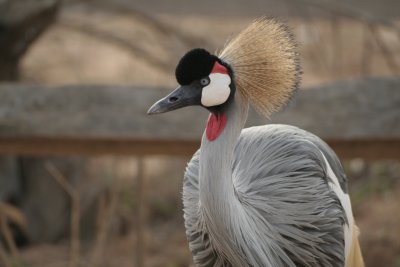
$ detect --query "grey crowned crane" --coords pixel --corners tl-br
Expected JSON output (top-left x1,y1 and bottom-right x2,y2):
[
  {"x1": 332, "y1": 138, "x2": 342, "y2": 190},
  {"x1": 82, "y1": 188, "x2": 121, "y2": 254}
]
[{"x1": 148, "y1": 18, "x2": 364, "y2": 267}]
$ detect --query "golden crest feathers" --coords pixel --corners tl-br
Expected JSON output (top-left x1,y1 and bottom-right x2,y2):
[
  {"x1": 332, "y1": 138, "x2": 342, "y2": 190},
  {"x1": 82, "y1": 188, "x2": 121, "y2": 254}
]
[{"x1": 219, "y1": 18, "x2": 300, "y2": 117}]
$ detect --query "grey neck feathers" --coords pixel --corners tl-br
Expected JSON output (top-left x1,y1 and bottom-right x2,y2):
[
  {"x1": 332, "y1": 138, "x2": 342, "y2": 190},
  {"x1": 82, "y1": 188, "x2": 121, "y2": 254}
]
[{"x1": 199, "y1": 93, "x2": 249, "y2": 266}]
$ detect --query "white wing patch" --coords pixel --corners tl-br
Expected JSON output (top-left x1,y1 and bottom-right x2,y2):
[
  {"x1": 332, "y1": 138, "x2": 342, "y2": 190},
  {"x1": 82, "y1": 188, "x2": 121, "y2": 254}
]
[
  {"x1": 321, "y1": 153, "x2": 354, "y2": 263},
  {"x1": 201, "y1": 73, "x2": 231, "y2": 107}
]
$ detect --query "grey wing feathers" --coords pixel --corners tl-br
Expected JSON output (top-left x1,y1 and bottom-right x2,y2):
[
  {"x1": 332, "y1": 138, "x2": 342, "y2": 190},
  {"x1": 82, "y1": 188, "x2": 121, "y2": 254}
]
[
  {"x1": 183, "y1": 124, "x2": 347, "y2": 267},
  {"x1": 303, "y1": 134, "x2": 348, "y2": 193},
  {"x1": 233, "y1": 124, "x2": 346, "y2": 266}
]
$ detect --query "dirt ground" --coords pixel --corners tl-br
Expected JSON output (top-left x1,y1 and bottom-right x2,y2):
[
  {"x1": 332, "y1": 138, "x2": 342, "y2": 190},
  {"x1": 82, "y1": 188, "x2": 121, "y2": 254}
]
[{"x1": 8, "y1": 2, "x2": 400, "y2": 267}]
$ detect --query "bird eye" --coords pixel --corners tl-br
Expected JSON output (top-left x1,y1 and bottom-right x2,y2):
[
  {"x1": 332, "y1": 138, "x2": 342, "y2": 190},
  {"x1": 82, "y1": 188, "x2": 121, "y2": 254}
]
[{"x1": 200, "y1": 77, "x2": 210, "y2": 86}]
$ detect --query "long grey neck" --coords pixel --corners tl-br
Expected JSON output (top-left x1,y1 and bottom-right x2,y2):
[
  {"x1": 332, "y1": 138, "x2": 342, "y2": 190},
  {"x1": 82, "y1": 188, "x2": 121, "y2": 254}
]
[{"x1": 199, "y1": 93, "x2": 249, "y2": 265}]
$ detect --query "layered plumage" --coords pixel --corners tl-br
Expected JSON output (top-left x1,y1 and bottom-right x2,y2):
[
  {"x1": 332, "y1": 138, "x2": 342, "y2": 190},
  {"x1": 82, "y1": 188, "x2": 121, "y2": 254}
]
[{"x1": 184, "y1": 124, "x2": 354, "y2": 266}]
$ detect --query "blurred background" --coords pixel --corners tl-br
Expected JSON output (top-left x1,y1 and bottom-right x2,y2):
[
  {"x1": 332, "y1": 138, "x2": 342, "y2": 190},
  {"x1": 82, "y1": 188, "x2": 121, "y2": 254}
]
[{"x1": 0, "y1": 0, "x2": 399, "y2": 266}]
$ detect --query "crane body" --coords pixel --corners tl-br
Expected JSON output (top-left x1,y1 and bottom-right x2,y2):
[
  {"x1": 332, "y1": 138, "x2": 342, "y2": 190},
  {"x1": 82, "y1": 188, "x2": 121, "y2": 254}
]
[
  {"x1": 184, "y1": 95, "x2": 353, "y2": 266},
  {"x1": 148, "y1": 18, "x2": 364, "y2": 267}
]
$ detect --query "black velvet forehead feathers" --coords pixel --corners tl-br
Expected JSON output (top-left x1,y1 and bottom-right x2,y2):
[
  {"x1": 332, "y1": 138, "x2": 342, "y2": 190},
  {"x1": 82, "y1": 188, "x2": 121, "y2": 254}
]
[{"x1": 175, "y1": 48, "x2": 219, "y2": 85}]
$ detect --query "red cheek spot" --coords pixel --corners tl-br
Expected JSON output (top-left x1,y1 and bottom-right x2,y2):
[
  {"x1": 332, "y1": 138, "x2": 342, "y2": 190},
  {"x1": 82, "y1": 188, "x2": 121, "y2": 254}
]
[{"x1": 206, "y1": 113, "x2": 227, "y2": 141}]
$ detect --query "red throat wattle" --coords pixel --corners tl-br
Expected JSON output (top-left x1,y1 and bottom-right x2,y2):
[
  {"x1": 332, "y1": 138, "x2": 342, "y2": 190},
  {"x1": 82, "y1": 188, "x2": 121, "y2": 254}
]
[{"x1": 206, "y1": 113, "x2": 227, "y2": 141}]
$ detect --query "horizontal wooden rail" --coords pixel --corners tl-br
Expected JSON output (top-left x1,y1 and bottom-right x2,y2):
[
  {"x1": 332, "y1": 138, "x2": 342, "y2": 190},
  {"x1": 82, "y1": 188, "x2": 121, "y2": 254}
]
[
  {"x1": 0, "y1": 77, "x2": 399, "y2": 159},
  {"x1": 0, "y1": 137, "x2": 398, "y2": 160}
]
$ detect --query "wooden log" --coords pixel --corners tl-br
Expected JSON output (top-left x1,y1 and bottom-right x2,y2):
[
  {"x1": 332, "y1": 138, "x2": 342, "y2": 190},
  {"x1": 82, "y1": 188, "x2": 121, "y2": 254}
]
[{"x1": 0, "y1": 77, "x2": 399, "y2": 159}]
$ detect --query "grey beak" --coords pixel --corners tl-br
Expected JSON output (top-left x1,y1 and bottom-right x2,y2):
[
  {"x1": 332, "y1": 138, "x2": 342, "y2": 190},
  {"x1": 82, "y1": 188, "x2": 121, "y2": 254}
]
[{"x1": 147, "y1": 84, "x2": 201, "y2": 115}]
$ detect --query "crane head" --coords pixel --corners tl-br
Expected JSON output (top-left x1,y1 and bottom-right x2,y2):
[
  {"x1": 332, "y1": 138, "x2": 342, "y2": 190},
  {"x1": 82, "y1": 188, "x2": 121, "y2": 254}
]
[
  {"x1": 147, "y1": 48, "x2": 235, "y2": 115},
  {"x1": 148, "y1": 19, "x2": 300, "y2": 118}
]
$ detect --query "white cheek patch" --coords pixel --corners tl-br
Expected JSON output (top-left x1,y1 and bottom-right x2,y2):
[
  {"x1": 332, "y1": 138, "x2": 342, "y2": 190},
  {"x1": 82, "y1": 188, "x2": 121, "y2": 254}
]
[{"x1": 201, "y1": 73, "x2": 231, "y2": 107}]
